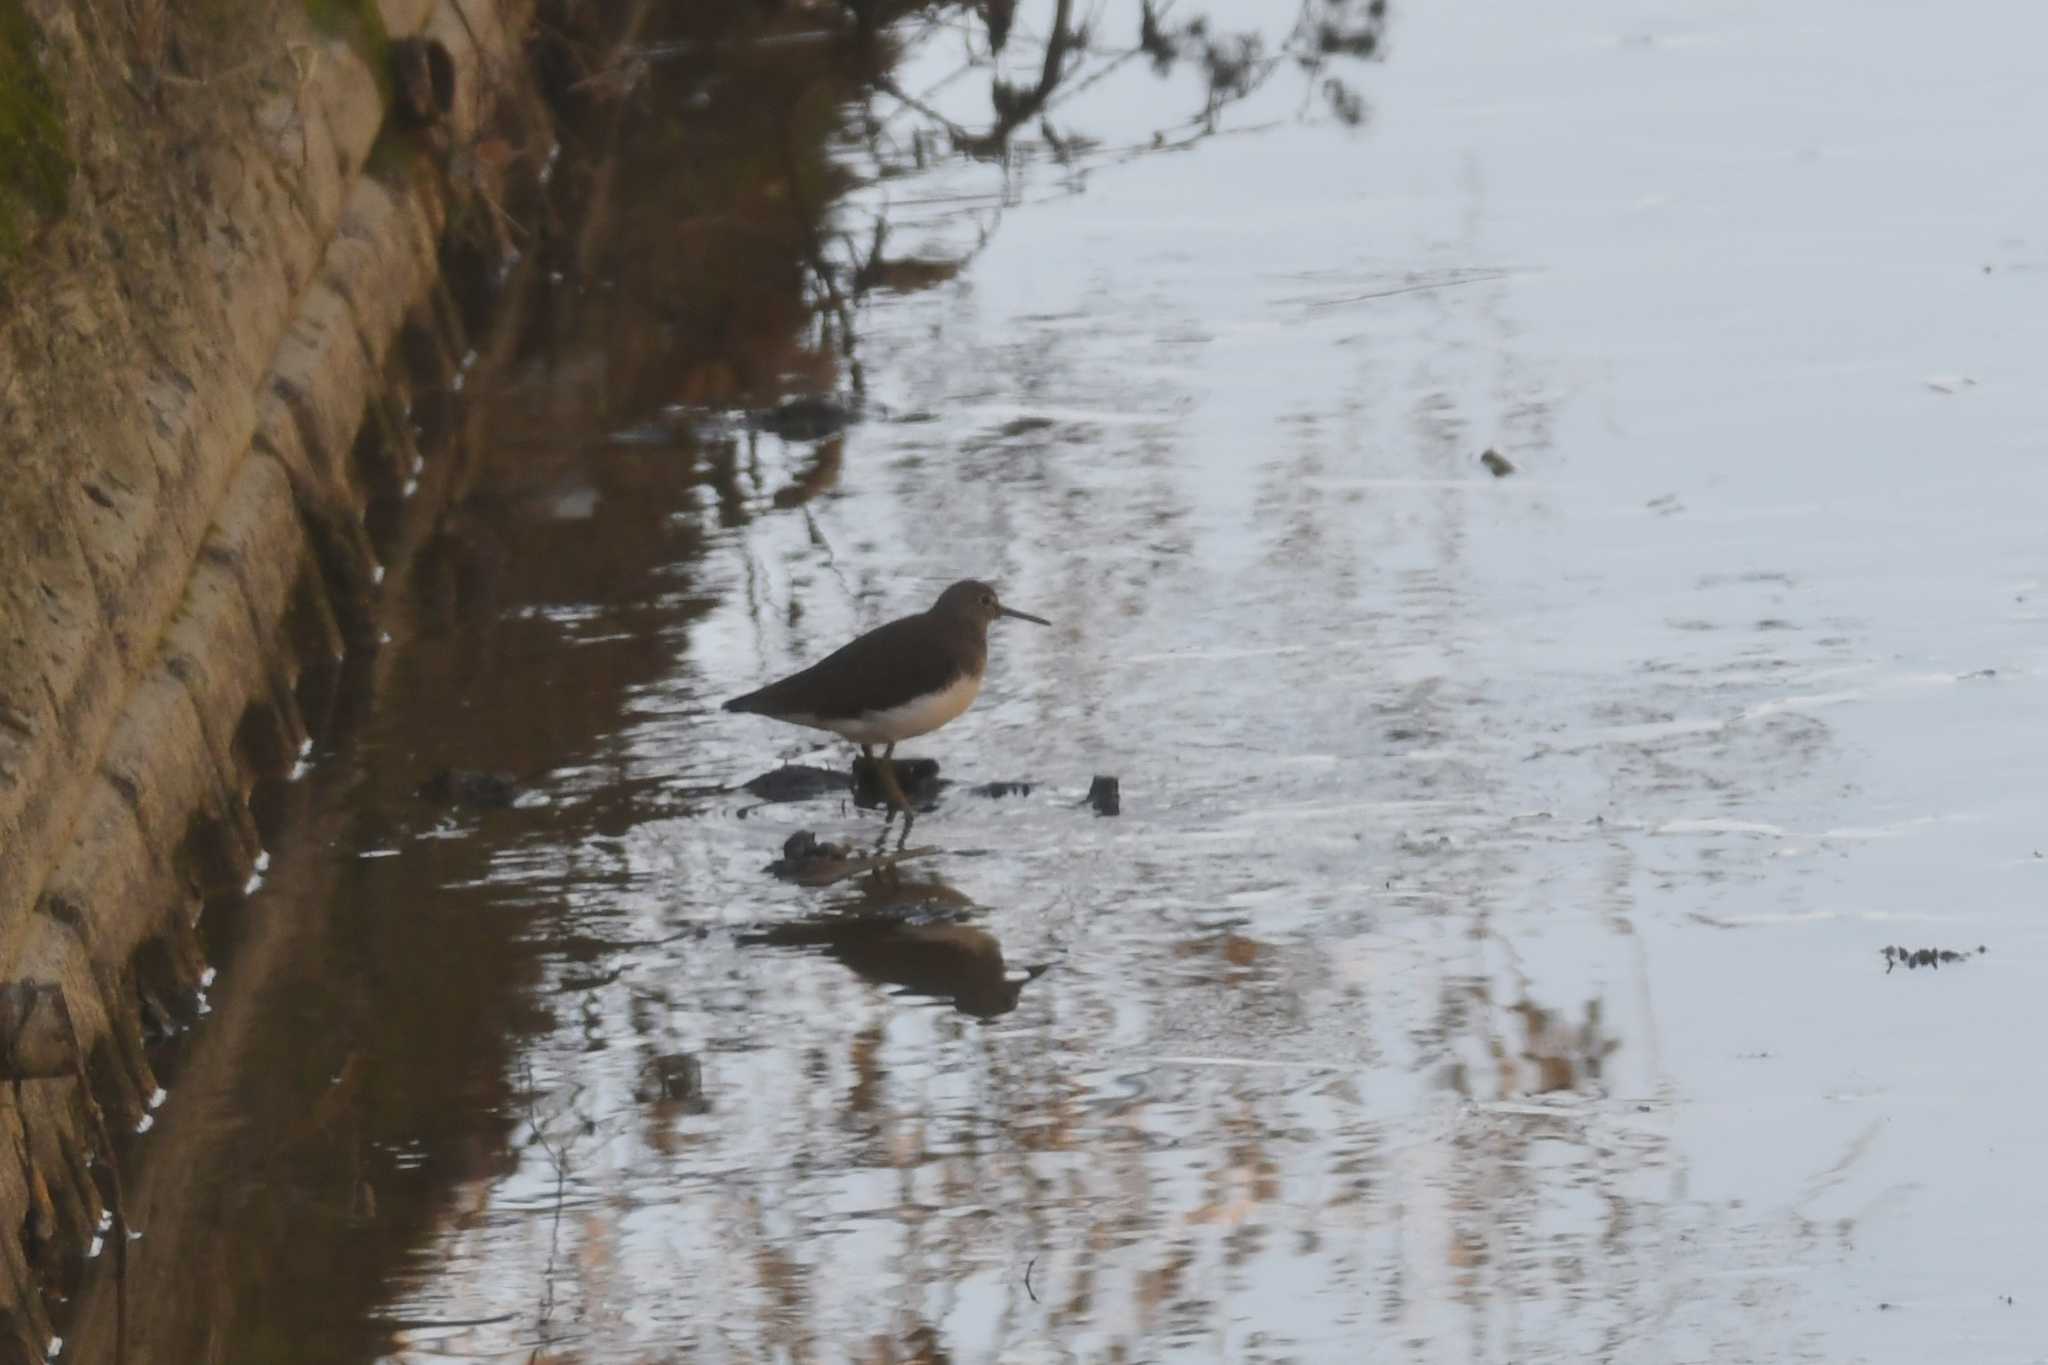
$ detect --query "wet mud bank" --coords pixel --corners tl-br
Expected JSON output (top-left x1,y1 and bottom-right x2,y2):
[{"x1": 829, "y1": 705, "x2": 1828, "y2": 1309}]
[{"x1": 0, "y1": 0, "x2": 554, "y2": 1352}]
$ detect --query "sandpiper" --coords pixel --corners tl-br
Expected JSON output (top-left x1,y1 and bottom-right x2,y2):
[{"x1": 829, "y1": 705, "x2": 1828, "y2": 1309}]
[{"x1": 723, "y1": 579, "x2": 1048, "y2": 838}]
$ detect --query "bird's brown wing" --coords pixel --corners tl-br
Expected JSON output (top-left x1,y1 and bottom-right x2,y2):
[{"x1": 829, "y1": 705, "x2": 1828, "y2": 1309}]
[{"x1": 722, "y1": 614, "x2": 977, "y2": 720}]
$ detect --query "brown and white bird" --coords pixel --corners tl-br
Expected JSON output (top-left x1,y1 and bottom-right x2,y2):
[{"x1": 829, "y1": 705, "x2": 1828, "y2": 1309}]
[{"x1": 723, "y1": 580, "x2": 1048, "y2": 829}]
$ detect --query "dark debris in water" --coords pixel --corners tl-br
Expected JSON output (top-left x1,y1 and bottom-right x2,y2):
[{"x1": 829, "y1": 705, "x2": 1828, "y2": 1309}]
[
  {"x1": 1479, "y1": 447, "x2": 1516, "y2": 477},
  {"x1": 749, "y1": 392, "x2": 856, "y2": 442},
  {"x1": 1882, "y1": 944, "x2": 1987, "y2": 973},
  {"x1": 969, "y1": 780, "x2": 1034, "y2": 799},
  {"x1": 417, "y1": 768, "x2": 520, "y2": 809},
  {"x1": 1086, "y1": 775, "x2": 1121, "y2": 816}
]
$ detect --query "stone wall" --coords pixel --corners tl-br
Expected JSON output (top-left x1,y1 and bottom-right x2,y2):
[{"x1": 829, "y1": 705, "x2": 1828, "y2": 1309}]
[{"x1": 0, "y1": 0, "x2": 543, "y2": 1349}]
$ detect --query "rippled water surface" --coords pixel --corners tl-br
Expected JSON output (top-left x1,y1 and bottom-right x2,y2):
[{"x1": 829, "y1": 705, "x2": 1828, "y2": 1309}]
[
  {"x1": 386, "y1": 3, "x2": 2048, "y2": 1362},
  {"x1": 90, "y1": 0, "x2": 2048, "y2": 1361}
]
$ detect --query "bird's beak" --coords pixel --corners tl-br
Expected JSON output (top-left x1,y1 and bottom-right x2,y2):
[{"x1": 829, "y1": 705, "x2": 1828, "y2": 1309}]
[{"x1": 999, "y1": 604, "x2": 1050, "y2": 626}]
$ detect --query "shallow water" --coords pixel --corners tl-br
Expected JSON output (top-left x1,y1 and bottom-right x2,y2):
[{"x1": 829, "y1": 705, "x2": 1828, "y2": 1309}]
[
  {"x1": 387, "y1": 2, "x2": 2048, "y2": 1361},
  {"x1": 84, "y1": 0, "x2": 2048, "y2": 1360}
]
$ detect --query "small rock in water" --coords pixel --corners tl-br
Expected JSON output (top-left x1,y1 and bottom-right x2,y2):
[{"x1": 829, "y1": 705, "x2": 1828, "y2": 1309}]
[
  {"x1": 1479, "y1": 447, "x2": 1516, "y2": 477},
  {"x1": 743, "y1": 764, "x2": 848, "y2": 803},
  {"x1": 1086, "y1": 776, "x2": 1121, "y2": 817},
  {"x1": 851, "y1": 756, "x2": 944, "y2": 810},
  {"x1": 767, "y1": 829, "x2": 853, "y2": 880},
  {"x1": 418, "y1": 768, "x2": 518, "y2": 808},
  {"x1": 969, "y1": 781, "x2": 1034, "y2": 799}
]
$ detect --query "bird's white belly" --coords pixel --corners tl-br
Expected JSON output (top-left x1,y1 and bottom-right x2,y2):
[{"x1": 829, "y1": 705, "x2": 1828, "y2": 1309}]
[{"x1": 823, "y1": 671, "x2": 983, "y2": 745}]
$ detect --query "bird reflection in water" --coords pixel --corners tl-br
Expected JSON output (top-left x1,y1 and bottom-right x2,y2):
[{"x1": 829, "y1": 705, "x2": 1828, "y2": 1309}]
[{"x1": 742, "y1": 868, "x2": 1050, "y2": 1019}]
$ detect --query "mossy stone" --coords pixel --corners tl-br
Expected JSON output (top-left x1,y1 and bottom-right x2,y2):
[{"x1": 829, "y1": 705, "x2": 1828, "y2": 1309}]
[{"x1": 0, "y1": 0, "x2": 73, "y2": 261}]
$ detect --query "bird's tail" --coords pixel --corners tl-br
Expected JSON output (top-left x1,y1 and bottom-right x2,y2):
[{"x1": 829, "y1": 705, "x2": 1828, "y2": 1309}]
[{"x1": 722, "y1": 691, "x2": 766, "y2": 714}]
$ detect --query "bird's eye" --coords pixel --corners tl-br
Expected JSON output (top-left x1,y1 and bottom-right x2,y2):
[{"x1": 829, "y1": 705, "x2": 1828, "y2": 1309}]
[{"x1": 982, "y1": 592, "x2": 996, "y2": 606}]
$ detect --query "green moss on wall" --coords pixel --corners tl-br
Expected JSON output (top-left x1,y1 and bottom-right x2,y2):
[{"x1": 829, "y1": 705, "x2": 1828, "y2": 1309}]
[
  {"x1": 0, "y1": 0, "x2": 73, "y2": 261},
  {"x1": 303, "y1": 0, "x2": 388, "y2": 44},
  {"x1": 302, "y1": 0, "x2": 395, "y2": 102}
]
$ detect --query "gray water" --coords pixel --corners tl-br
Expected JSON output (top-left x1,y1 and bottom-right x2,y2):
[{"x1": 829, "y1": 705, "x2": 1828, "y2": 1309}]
[{"x1": 365, "y1": 2, "x2": 2048, "y2": 1361}]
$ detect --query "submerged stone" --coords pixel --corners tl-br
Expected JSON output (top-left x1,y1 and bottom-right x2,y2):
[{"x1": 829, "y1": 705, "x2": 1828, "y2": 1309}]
[{"x1": 743, "y1": 764, "x2": 848, "y2": 803}]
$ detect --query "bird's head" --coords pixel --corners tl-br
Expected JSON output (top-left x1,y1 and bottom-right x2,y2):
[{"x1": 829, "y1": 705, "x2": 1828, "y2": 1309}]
[{"x1": 933, "y1": 579, "x2": 1049, "y2": 628}]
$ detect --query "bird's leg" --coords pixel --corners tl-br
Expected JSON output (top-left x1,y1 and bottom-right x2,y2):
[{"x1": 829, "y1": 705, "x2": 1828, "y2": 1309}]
[
  {"x1": 876, "y1": 743, "x2": 909, "y2": 810},
  {"x1": 857, "y1": 744, "x2": 894, "y2": 829},
  {"x1": 878, "y1": 742, "x2": 917, "y2": 849},
  {"x1": 870, "y1": 741, "x2": 915, "y2": 828},
  {"x1": 863, "y1": 744, "x2": 910, "y2": 853}
]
